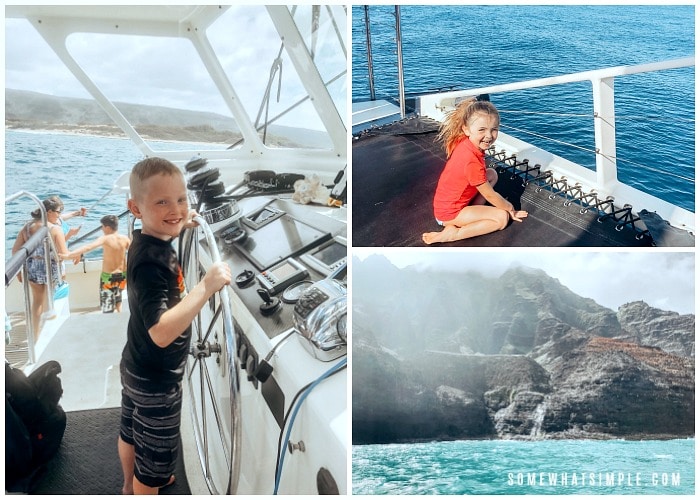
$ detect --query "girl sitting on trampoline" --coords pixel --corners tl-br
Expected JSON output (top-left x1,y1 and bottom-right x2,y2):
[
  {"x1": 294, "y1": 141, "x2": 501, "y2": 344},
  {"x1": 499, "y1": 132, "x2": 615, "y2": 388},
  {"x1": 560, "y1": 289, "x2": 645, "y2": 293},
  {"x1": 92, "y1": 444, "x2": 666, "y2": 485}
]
[{"x1": 422, "y1": 98, "x2": 528, "y2": 245}]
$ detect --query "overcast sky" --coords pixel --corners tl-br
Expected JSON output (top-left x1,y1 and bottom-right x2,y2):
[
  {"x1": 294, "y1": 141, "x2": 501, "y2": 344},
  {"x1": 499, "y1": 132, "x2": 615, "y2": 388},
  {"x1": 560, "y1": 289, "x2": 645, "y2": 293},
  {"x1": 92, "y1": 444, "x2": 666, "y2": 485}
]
[
  {"x1": 5, "y1": 6, "x2": 252, "y2": 111},
  {"x1": 353, "y1": 249, "x2": 695, "y2": 315}
]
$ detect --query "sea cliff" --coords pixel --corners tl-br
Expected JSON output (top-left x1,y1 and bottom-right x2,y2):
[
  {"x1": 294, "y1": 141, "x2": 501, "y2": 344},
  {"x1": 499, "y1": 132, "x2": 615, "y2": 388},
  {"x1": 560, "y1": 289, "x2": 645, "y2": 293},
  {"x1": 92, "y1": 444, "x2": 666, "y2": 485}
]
[{"x1": 352, "y1": 255, "x2": 694, "y2": 443}]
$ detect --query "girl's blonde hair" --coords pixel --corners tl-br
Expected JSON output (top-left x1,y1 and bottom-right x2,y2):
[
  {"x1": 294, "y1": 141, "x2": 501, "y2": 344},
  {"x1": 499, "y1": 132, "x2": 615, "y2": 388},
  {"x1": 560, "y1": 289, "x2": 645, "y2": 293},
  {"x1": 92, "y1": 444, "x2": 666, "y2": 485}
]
[{"x1": 436, "y1": 98, "x2": 500, "y2": 157}]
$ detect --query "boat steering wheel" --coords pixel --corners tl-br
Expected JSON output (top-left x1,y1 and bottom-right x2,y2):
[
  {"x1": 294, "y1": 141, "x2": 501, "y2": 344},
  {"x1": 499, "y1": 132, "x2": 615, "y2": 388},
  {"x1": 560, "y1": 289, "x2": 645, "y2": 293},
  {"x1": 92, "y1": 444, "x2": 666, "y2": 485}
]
[{"x1": 179, "y1": 216, "x2": 241, "y2": 494}]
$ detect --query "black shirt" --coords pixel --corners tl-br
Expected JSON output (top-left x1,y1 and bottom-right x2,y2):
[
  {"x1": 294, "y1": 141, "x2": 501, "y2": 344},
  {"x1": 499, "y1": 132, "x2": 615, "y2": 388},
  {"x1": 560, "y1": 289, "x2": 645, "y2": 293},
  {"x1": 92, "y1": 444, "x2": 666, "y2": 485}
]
[{"x1": 122, "y1": 230, "x2": 189, "y2": 390}]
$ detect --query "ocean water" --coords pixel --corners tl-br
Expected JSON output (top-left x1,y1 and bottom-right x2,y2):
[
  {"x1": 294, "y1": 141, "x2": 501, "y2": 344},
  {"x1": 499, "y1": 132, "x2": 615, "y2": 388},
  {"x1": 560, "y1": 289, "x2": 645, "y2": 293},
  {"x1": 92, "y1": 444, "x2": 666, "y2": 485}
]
[
  {"x1": 352, "y1": 5, "x2": 695, "y2": 212},
  {"x1": 352, "y1": 438, "x2": 695, "y2": 495},
  {"x1": 4, "y1": 130, "x2": 224, "y2": 257}
]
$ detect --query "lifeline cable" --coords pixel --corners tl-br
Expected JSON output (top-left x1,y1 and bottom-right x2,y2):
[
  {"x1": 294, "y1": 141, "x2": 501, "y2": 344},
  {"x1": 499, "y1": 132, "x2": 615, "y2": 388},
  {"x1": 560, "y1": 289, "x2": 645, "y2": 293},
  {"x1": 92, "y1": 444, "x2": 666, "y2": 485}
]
[{"x1": 273, "y1": 357, "x2": 347, "y2": 494}]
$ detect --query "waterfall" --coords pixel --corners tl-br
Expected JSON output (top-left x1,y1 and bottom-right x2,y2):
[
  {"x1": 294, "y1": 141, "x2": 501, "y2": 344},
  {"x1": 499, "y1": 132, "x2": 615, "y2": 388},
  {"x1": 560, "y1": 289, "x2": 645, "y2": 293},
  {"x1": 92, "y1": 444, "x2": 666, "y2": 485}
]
[{"x1": 530, "y1": 401, "x2": 547, "y2": 438}]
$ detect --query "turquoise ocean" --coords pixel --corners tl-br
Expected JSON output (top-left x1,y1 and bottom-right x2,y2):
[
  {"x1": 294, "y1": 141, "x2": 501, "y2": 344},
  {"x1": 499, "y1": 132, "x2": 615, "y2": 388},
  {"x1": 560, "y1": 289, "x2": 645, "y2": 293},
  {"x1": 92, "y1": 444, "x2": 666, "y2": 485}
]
[
  {"x1": 351, "y1": 5, "x2": 694, "y2": 495},
  {"x1": 352, "y1": 439, "x2": 695, "y2": 495},
  {"x1": 352, "y1": 4, "x2": 695, "y2": 213}
]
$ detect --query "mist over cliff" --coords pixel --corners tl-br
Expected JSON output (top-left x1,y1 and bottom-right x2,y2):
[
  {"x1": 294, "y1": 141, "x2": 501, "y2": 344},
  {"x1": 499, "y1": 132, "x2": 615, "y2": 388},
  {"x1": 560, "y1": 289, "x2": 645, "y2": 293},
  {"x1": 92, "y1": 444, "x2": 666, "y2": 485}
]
[{"x1": 352, "y1": 254, "x2": 695, "y2": 444}]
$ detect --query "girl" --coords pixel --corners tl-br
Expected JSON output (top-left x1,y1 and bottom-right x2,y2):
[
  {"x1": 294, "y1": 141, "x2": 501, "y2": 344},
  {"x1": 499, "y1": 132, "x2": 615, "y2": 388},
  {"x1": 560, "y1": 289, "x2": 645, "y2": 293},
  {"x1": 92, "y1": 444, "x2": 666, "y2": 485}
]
[{"x1": 422, "y1": 98, "x2": 527, "y2": 244}]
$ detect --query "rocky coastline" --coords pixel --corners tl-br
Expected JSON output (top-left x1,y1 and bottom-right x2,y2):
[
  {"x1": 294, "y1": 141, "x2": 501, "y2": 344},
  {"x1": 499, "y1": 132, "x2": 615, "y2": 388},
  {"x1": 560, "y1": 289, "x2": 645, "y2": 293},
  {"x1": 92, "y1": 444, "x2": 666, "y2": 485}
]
[
  {"x1": 352, "y1": 255, "x2": 695, "y2": 444},
  {"x1": 5, "y1": 88, "x2": 323, "y2": 147},
  {"x1": 5, "y1": 119, "x2": 236, "y2": 145}
]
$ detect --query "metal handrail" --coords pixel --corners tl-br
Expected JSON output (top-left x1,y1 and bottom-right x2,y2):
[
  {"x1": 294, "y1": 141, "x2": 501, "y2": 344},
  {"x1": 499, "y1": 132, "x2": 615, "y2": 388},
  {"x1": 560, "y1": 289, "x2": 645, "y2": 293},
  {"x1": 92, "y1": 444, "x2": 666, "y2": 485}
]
[
  {"x1": 5, "y1": 190, "x2": 59, "y2": 365},
  {"x1": 66, "y1": 209, "x2": 133, "y2": 268},
  {"x1": 419, "y1": 56, "x2": 694, "y2": 195},
  {"x1": 425, "y1": 57, "x2": 694, "y2": 102},
  {"x1": 5, "y1": 226, "x2": 49, "y2": 287}
]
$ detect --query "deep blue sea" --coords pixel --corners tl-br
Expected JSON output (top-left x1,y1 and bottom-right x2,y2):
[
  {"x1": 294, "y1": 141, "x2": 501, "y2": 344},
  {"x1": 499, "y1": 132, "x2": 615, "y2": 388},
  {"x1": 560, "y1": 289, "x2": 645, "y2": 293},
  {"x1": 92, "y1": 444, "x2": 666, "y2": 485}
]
[
  {"x1": 352, "y1": 5, "x2": 695, "y2": 212},
  {"x1": 4, "y1": 130, "x2": 223, "y2": 257},
  {"x1": 353, "y1": 438, "x2": 695, "y2": 495}
]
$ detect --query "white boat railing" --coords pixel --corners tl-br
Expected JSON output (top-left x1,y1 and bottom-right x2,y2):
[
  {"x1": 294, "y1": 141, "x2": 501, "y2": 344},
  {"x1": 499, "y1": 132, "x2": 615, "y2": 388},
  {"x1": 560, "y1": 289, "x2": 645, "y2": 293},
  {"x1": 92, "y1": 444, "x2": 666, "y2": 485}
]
[
  {"x1": 418, "y1": 56, "x2": 695, "y2": 230},
  {"x1": 5, "y1": 191, "x2": 59, "y2": 365}
]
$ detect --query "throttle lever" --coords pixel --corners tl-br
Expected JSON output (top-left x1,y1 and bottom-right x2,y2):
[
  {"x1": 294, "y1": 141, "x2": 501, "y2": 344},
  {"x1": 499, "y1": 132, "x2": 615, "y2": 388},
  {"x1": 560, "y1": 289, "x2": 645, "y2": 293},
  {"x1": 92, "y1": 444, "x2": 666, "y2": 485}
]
[{"x1": 257, "y1": 288, "x2": 280, "y2": 315}]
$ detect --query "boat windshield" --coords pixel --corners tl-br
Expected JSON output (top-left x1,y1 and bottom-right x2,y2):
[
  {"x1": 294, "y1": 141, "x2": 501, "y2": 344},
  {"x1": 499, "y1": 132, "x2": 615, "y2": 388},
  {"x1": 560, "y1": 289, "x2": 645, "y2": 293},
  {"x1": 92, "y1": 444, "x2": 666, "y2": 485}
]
[{"x1": 7, "y1": 5, "x2": 347, "y2": 153}]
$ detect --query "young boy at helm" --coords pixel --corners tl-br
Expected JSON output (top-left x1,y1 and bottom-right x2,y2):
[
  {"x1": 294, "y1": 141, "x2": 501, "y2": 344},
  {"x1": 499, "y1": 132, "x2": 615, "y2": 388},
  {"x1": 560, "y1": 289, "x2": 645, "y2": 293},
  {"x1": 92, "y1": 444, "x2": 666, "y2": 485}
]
[{"x1": 118, "y1": 157, "x2": 231, "y2": 494}]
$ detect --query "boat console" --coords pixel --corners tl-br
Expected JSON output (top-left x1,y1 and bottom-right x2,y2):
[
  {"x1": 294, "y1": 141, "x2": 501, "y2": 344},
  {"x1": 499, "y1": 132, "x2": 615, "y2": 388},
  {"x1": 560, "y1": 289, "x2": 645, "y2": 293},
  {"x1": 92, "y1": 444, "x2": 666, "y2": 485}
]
[
  {"x1": 180, "y1": 168, "x2": 347, "y2": 494},
  {"x1": 214, "y1": 196, "x2": 347, "y2": 354}
]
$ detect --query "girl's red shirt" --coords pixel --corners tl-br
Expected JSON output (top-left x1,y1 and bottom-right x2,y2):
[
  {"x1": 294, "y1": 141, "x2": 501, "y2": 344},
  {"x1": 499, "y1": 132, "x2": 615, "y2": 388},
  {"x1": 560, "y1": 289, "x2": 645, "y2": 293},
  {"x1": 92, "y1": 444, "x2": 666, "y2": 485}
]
[{"x1": 433, "y1": 136, "x2": 488, "y2": 221}]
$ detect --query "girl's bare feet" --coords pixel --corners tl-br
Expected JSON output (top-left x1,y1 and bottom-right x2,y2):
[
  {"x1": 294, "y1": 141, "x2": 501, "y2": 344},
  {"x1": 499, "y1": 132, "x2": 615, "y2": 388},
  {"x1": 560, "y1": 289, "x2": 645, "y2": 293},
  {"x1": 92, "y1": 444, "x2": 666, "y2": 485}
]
[
  {"x1": 422, "y1": 225, "x2": 458, "y2": 244},
  {"x1": 422, "y1": 231, "x2": 443, "y2": 245}
]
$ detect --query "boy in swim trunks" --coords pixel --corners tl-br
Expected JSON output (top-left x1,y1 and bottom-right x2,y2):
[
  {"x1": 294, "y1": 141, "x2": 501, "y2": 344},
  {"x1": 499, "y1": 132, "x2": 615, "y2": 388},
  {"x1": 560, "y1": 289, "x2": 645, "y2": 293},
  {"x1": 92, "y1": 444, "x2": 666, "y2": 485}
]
[
  {"x1": 117, "y1": 157, "x2": 231, "y2": 494},
  {"x1": 63, "y1": 214, "x2": 131, "y2": 313}
]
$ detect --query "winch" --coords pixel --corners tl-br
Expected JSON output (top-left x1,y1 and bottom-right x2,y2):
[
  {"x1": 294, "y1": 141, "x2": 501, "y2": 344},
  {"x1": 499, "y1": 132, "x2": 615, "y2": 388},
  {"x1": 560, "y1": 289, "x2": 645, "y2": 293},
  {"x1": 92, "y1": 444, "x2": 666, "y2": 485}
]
[
  {"x1": 293, "y1": 277, "x2": 347, "y2": 362},
  {"x1": 185, "y1": 157, "x2": 242, "y2": 225}
]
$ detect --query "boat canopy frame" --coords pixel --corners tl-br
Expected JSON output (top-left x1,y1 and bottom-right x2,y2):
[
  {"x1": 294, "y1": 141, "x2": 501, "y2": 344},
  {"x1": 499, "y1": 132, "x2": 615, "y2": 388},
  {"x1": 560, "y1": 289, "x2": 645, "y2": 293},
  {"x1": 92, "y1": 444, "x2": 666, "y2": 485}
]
[{"x1": 6, "y1": 5, "x2": 347, "y2": 173}]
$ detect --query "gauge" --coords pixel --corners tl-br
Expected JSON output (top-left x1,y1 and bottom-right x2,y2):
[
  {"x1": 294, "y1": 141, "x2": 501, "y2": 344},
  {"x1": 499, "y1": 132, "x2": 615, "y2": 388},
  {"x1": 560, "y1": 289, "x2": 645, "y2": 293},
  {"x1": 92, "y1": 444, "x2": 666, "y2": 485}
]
[{"x1": 282, "y1": 280, "x2": 315, "y2": 304}]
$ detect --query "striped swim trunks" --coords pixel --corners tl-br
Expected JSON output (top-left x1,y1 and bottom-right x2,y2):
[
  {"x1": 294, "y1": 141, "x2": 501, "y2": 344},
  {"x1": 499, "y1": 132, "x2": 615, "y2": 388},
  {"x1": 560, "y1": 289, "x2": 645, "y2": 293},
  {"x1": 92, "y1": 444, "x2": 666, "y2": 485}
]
[{"x1": 119, "y1": 364, "x2": 183, "y2": 488}]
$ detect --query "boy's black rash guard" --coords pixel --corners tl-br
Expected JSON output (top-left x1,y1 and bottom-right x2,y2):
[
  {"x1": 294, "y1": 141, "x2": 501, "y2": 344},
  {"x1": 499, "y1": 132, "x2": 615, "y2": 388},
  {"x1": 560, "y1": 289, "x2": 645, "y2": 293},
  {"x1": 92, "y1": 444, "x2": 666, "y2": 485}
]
[{"x1": 122, "y1": 230, "x2": 189, "y2": 390}]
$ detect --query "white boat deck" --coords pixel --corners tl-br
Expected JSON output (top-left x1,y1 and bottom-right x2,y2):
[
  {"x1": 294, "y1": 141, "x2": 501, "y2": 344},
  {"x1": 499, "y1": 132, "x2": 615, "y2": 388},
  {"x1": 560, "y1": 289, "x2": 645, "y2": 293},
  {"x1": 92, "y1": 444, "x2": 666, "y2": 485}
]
[
  {"x1": 352, "y1": 99, "x2": 402, "y2": 134},
  {"x1": 33, "y1": 301, "x2": 127, "y2": 412}
]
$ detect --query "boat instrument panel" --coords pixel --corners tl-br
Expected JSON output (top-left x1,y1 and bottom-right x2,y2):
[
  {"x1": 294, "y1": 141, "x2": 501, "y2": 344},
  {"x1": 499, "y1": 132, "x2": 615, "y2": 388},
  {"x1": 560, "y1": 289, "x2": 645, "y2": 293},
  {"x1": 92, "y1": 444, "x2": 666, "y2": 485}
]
[
  {"x1": 210, "y1": 197, "x2": 346, "y2": 340},
  {"x1": 182, "y1": 162, "x2": 347, "y2": 494}
]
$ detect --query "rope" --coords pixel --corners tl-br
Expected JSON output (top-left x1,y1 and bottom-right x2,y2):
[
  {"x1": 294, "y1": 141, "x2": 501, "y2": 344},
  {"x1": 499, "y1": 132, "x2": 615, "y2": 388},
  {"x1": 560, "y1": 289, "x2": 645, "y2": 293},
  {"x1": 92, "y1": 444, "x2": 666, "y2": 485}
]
[
  {"x1": 67, "y1": 209, "x2": 130, "y2": 248},
  {"x1": 614, "y1": 157, "x2": 694, "y2": 183},
  {"x1": 615, "y1": 114, "x2": 694, "y2": 122},
  {"x1": 500, "y1": 123, "x2": 595, "y2": 154},
  {"x1": 499, "y1": 109, "x2": 590, "y2": 118},
  {"x1": 85, "y1": 186, "x2": 115, "y2": 212}
]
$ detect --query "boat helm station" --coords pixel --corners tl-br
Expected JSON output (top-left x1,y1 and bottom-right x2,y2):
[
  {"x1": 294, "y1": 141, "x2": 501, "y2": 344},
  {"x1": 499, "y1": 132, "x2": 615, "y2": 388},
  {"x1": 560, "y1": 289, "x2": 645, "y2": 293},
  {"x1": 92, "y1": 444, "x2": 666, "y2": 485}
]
[
  {"x1": 179, "y1": 156, "x2": 347, "y2": 495},
  {"x1": 183, "y1": 155, "x2": 347, "y2": 362}
]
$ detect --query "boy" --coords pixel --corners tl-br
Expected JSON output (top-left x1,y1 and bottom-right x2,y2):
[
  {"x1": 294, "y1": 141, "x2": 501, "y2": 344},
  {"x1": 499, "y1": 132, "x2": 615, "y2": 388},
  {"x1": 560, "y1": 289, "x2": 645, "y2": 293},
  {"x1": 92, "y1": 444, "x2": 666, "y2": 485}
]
[
  {"x1": 118, "y1": 157, "x2": 231, "y2": 494},
  {"x1": 62, "y1": 214, "x2": 131, "y2": 313}
]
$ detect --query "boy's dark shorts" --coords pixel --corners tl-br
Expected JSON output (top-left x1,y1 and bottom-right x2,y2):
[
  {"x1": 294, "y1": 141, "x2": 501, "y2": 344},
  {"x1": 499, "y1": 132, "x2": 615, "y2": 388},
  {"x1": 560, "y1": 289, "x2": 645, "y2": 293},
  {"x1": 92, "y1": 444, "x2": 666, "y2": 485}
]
[{"x1": 120, "y1": 364, "x2": 182, "y2": 488}]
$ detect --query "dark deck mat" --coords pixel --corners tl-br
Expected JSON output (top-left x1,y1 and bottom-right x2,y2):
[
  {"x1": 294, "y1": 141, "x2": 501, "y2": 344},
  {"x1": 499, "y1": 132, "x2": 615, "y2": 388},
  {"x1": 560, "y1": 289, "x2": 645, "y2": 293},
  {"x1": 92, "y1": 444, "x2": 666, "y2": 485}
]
[
  {"x1": 30, "y1": 407, "x2": 192, "y2": 495},
  {"x1": 352, "y1": 117, "x2": 685, "y2": 247}
]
